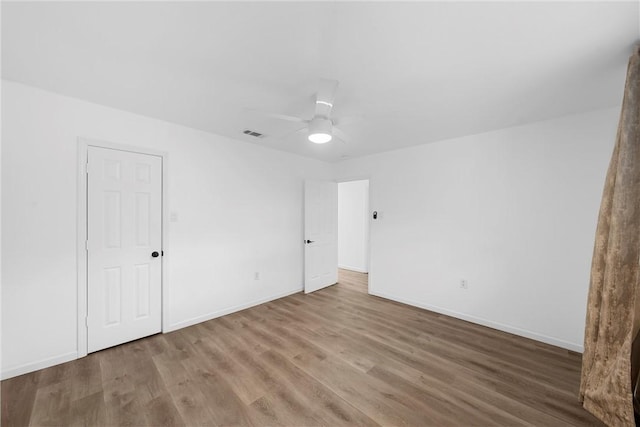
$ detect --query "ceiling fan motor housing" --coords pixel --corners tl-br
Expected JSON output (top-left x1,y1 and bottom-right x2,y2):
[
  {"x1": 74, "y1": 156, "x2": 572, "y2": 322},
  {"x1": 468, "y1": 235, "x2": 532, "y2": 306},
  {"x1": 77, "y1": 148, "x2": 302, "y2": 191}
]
[{"x1": 308, "y1": 116, "x2": 333, "y2": 143}]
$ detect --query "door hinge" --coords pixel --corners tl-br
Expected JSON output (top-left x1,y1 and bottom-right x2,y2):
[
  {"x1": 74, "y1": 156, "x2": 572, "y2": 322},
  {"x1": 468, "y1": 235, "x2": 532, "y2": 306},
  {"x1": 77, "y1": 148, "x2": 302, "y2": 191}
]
[
  {"x1": 85, "y1": 240, "x2": 89, "y2": 251},
  {"x1": 86, "y1": 162, "x2": 89, "y2": 174},
  {"x1": 85, "y1": 317, "x2": 89, "y2": 327}
]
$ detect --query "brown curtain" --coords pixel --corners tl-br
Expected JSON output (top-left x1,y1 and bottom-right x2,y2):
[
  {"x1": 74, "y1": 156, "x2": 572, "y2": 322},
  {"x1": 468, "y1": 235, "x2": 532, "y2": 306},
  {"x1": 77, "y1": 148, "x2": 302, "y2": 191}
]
[{"x1": 580, "y1": 47, "x2": 640, "y2": 426}]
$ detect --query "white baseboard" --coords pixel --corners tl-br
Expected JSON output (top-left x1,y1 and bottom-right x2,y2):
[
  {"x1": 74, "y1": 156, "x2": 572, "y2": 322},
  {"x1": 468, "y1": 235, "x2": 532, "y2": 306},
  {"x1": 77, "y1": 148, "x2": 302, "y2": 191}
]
[
  {"x1": 338, "y1": 264, "x2": 368, "y2": 273},
  {"x1": 3, "y1": 288, "x2": 578, "y2": 380},
  {"x1": 2, "y1": 289, "x2": 302, "y2": 379},
  {"x1": 369, "y1": 290, "x2": 584, "y2": 353},
  {"x1": 1, "y1": 351, "x2": 78, "y2": 380},
  {"x1": 165, "y1": 287, "x2": 303, "y2": 332}
]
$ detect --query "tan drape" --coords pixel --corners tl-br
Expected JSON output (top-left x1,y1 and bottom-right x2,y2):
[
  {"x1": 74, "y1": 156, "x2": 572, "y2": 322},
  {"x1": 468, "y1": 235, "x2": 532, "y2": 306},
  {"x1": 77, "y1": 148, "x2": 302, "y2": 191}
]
[{"x1": 580, "y1": 47, "x2": 640, "y2": 426}]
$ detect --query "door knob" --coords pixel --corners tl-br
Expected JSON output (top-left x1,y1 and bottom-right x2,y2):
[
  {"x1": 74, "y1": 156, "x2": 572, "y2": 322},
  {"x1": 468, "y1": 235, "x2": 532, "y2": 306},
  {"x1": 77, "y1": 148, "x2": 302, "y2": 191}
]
[
  {"x1": 151, "y1": 251, "x2": 159, "y2": 258},
  {"x1": 305, "y1": 240, "x2": 315, "y2": 244}
]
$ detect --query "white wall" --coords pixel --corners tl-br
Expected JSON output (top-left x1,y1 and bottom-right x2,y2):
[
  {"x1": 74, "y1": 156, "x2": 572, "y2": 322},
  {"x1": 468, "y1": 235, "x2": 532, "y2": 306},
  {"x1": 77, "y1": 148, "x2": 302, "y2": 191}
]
[
  {"x1": 1, "y1": 81, "x2": 332, "y2": 379},
  {"x1": 0, "y1": 79, "x2": 620, "y2": 379},
  {"x1": 0, "y1": 20, "x2": 3, "y2": 409},
  {"x1": 334, "y1": 107, "x2": 619, "y2": 352},
  {"x1": 338, "y1": 180, "x2": 369, "y2": 273}
]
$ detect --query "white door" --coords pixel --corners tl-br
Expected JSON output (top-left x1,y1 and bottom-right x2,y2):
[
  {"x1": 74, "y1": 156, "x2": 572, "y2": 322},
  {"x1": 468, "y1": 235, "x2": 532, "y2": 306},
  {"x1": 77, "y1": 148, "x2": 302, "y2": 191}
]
[
  {"x1": 87, "y1": 146, "x2": 163, "y2": 353},
  {"x1": 304, "y1": 180, "x2": 338, "y2": 293}
]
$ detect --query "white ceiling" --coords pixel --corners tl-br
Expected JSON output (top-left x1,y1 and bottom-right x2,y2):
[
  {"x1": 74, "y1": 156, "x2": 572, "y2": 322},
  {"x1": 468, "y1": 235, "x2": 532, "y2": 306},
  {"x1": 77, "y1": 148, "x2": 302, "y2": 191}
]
[{"x1": 2, "y1": 1, "x2": 638, "y2": 162}]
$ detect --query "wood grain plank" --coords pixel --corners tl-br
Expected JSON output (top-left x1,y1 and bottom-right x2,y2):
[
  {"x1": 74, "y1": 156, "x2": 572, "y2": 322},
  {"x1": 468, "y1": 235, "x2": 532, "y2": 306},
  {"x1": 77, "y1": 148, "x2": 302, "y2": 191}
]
[
  {"x1": 180, "y1": 356, "x2": 255, "y2": 426},
  {"x1": 259, "y1": 349, "x2": 379, "y2": 426},
  {"x1": 145, "y1": 393, "x2": 185, "y2": 427},
  {"x1": 1, "y1": 371, "x2": 40, "y2": 427},
  {"x1": 28, "y1": 380, "x2": 72, "y2": 426},
  {"x1": 69, "y1": 391, "x2": 107, "y2": 427},
  {"x1": 1, "y1": 269, "x2": 603, "y2": 426}
]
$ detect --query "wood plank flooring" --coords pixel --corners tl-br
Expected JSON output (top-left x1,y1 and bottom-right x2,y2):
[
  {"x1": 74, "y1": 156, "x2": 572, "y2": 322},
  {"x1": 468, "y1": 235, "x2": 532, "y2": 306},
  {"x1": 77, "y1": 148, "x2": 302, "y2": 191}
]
[{"x1": 2, "y1": 269, "x2": 603, "y2": 426}]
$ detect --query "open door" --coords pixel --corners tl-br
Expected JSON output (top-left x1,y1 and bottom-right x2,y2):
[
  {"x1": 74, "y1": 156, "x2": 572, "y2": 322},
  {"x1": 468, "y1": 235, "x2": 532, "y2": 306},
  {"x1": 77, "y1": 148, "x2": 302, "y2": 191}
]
[{"x1": 304, "y1": 180, "x2": 338, "y2": 293}]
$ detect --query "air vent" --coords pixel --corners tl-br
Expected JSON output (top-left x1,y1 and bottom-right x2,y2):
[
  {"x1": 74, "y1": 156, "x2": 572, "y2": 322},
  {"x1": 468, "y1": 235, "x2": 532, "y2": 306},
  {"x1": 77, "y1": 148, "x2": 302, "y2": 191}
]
[{"x1": 243, "y1": 129, "x2": 264, "y2": 138}]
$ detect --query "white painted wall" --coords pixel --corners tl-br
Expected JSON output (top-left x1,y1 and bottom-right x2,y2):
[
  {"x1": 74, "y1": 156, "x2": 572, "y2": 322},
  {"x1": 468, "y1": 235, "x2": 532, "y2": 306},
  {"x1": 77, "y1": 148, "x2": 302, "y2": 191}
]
[
  {"x1": 338, "y1": 180, "x2": 369, "y2": 273},
  {"x1": 0, "y1": 18, "x2": 3, "y2": 409},
  {"x1": 1, "y1": 81, "x2": 332, "y2": 379},
  {"x1": 334, "y1": 108, "x2": 619, "y2": 352},
  {"x1": 0, "y1": 78, "x2": 620, "y2": 378}
]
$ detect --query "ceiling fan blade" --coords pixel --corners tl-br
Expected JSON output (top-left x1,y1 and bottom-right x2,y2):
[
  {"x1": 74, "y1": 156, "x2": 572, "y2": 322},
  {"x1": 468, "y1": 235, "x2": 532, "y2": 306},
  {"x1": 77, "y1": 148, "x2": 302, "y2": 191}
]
[
  {"x1": 245, "y1": 108, "x2": 306, "y2": 123},
  {"x1": 333, "y1": 113, "x2": 364, "y2": 127},
  {"x1": 333, "y1": 127, "x2": 350, "y2": 143},
  {"x1": 274, "y1": 125, "x2": 308, "y2": 141},
  {"x1": 315, "y1": 78, "x2": 339, "y2": 118}
]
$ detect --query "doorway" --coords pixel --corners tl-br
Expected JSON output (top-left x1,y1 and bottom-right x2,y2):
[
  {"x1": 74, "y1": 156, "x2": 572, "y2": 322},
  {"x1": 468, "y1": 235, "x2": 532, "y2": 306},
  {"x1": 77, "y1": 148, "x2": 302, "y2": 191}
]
[
  {"x1": 337, "y1": 179, "x2": 370, "y2": 292},
  {"x1": 77, "y1": 139, "x2": 168, "y2": 357}
]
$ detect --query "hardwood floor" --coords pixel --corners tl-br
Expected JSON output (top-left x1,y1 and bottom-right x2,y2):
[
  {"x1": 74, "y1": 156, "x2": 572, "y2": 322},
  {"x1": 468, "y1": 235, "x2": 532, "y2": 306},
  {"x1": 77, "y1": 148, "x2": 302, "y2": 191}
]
[{"x1": 2, "y1": 269, "x2": 602, "y2": 426}]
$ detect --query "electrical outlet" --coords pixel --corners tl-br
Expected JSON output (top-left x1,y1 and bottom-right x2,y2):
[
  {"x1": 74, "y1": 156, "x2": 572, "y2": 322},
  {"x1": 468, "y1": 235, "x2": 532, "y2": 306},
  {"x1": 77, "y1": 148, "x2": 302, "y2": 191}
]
[
  {"x1": 460, "y1": 279, "x2": 468, "y2": 289},
  {"x1": 254, "y1": 272, "x2": 260, "y2": 280}
]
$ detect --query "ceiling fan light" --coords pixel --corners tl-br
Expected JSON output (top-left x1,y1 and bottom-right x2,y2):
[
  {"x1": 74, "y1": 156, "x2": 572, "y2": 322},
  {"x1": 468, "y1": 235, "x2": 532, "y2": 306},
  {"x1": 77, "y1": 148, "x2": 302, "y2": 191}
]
[
  {"x1": 308, "y1": 133, "x2": 332, "y2": 144},
  {"x1": 308, "y1": 117, "x2": 333, "y2": 144}
]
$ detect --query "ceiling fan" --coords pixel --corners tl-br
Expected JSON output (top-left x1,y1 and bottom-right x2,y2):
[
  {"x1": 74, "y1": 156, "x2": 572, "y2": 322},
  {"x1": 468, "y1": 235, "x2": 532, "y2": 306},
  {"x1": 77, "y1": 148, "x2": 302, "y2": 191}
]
[{"x1": 251, "y1": 79, "x2": 350, "y2": 144}]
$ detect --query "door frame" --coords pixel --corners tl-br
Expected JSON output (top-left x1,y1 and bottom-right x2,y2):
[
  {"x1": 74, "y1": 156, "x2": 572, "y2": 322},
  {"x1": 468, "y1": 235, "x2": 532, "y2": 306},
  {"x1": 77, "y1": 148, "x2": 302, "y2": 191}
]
[
  {"x1": 336, "y1": 175, "x2": 372, "y2": 291},
  {"x1": 76, "y1": 137, "x2": 169, "y2": 358}
]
